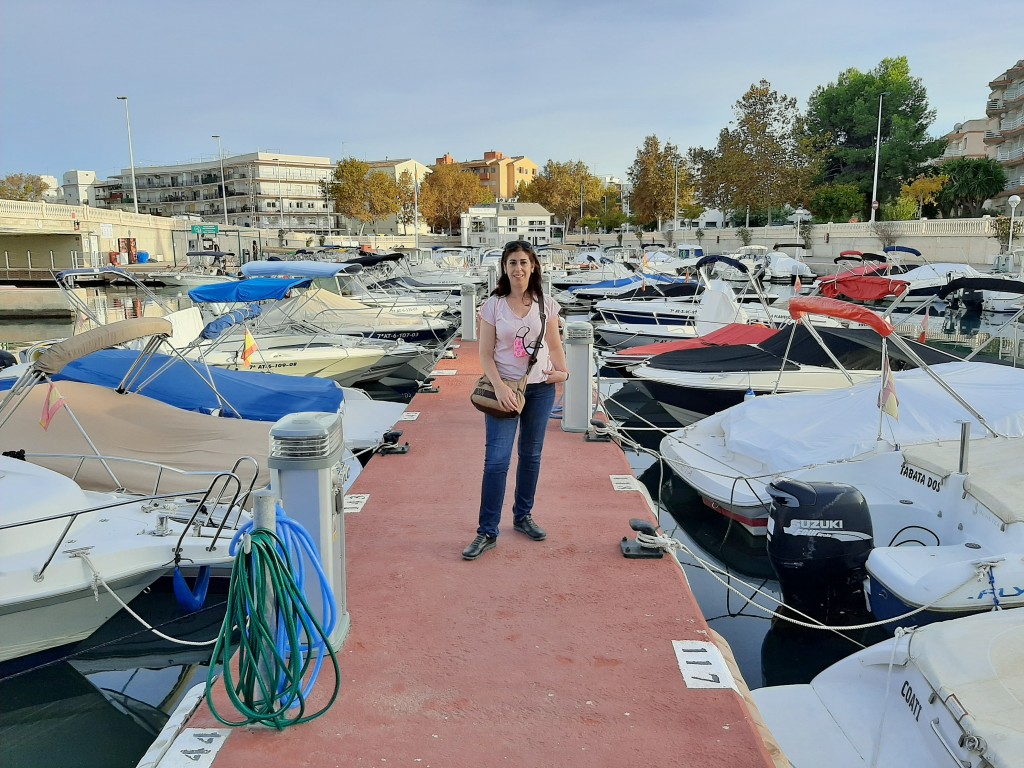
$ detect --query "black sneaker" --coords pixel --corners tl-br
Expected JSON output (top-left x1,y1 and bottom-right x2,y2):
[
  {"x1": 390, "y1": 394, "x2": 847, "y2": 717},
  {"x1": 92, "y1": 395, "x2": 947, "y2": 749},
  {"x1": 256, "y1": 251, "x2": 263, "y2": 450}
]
[
  {"x1": 462, "y1": 534, "x2": 497, "y2": 560},
  {"x1": 513, "y1": 515, "x2": 547, "y2": 541}
]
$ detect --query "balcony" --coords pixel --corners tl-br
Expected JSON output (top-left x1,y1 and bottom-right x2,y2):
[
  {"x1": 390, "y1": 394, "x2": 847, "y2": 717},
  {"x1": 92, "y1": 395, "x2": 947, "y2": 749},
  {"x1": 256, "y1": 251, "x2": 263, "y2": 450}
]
[
  {"x1": 985, "y1": 130, "x2": 1004, "y2": 143},
  {"x1": 997, "y1": 145, "x2": 1024, "y2": 163},
  {"x1": 988, "y1": 98, "x2": 1006, "y2": 115}
]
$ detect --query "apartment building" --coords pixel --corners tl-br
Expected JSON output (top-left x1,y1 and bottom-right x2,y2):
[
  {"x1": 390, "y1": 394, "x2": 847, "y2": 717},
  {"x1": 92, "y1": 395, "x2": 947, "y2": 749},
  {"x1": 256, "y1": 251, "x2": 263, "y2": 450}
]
[
  {"x1": 460, "y1": 201, "x2": 554, "y2": 249},
  {"x1": 987, "y1": 59, "x2": 1024, "y2": 202},
  {"x1": 360, "y1": 158, "x2": 431, "y2": 235},
  {"x1": 937, "y1": 118, "x2": 992, "y2": 164},
  {"x1": 436, "y1": 150, "x2": 538, "y2": 199},
  {"x1": 98, "y1": 152, "x2": 336, "y2": 232}
]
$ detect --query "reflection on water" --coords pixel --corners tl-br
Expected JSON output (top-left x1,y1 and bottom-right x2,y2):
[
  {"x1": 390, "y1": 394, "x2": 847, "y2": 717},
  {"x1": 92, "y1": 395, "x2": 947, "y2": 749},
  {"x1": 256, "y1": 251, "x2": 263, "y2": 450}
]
[
  {"x1": 0, "y1": 285, "x2": 192, "y2": 349},
  {"x1": 0, "y1": 582, "x2": 228, "y2": 768}
]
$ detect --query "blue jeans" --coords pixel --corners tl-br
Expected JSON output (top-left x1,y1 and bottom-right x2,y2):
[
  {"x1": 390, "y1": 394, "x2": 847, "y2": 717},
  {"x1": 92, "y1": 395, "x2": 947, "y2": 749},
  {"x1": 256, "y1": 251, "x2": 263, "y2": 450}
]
[{"x1": 477, "y1": 382, "x2": 556, "y2": 537}]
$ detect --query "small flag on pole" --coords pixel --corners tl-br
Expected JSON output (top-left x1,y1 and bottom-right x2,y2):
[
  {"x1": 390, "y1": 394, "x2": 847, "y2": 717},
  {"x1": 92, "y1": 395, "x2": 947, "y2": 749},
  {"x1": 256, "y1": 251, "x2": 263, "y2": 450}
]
[
  {"x1": 794, "y1": 275, "x2": 803, "y2": 293},
  {"x1": 39, "y1": 382, "x2": 66, "y2": 431},
  {"x1": 878, "y1": 354, "x2": 899, "y2": 419},
  {"x1": 241, "y1": 329, "x2": 258, "y2": 369},
  {"x1": 918, "y1": 312, "x2": 929, "y2": 344}
]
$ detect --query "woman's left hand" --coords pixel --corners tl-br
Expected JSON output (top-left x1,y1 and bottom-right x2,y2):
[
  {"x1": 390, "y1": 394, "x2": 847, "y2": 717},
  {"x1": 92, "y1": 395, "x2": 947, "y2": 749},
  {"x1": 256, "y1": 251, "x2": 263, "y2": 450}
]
[{"x1": 543, "y1": 367, "x2": 569, "y2": 384}]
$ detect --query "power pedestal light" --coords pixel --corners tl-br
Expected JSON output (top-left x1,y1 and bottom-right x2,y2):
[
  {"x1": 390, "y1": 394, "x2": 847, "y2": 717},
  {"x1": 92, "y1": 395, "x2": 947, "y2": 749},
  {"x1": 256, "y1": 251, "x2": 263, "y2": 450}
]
[
  {"x1": 542, "y1": 272, "x2": 552, "y2": 297},
  {"x1": 269, "y1": 411, "x2": 350, "y2": 651},
  {"x1": 562, "y1": 320, "x2": 594, "y2": 433},
  {"x1": 461, "y1": 282, "x2": 478, "y2": 342}
]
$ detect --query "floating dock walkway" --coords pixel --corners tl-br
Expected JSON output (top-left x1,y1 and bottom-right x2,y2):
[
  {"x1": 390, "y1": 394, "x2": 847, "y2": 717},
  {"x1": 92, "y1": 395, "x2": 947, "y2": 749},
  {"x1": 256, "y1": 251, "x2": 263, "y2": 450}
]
[{"x1": 179, "y1": 338, "x2": 783, "y2": 767}]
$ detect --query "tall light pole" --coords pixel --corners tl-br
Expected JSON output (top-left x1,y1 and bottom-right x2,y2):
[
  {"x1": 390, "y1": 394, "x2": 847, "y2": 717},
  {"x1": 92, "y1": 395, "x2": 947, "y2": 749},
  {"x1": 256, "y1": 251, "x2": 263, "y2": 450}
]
[
  {"x1": 413, "y1": 165, "x2": 420, "y2": 252},
  {"x1": 115, "y1": 96, "x2": 139, "y2": 214},
  {"x1": 212, "y1": 135, "x2": 229, "y2": 226},
  {"x1": 869, "y1": 91, "x2": 889, "y2": 223},
  {"x1": 673, "y1": 160, "x2": 680, "y2": 237},
  {"x1": 1009, "y1": 194, "x2": 1021, "y2": 252}
]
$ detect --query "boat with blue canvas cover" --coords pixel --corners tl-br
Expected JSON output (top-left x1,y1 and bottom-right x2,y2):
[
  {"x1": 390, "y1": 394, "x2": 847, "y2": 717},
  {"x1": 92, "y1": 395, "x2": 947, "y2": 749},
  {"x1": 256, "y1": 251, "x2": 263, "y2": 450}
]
[
  {"x1": 183, "y1": 280, "x2": 439, "y2": 387},
  {"x1": 241, "y1": 259, "x2": 455, "y2": 316},
  {"x1": 204, "y1": 267, "x2": 455, "y2": 347}
]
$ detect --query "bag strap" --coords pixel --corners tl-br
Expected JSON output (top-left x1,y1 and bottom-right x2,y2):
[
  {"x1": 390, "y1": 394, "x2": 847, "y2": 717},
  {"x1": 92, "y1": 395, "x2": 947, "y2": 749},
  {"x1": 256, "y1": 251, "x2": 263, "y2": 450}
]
[{"x1": 525, "y1": 293, "x2": 546, "y2": 375}]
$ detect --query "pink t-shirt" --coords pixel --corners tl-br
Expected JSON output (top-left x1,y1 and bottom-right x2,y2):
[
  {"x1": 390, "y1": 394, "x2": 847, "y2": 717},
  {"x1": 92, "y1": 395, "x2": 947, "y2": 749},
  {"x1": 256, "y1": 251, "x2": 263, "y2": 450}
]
[{"x1": 478, "y1": 294, "x2": 560, "y2": 383}]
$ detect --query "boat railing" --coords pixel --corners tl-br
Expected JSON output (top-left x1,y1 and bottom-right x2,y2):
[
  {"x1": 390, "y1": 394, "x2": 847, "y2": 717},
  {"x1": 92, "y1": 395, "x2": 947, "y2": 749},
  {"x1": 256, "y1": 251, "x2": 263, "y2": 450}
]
[{"x1": 3, "y1": 454, "x2": 257, "y2": 581}]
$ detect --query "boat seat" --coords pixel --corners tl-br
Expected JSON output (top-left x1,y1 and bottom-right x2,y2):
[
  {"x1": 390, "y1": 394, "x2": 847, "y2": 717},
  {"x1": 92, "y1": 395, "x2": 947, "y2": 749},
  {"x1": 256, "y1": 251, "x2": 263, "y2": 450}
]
[{"x1": 901, "y1": 437, "x2": 1024, "y2": 527}]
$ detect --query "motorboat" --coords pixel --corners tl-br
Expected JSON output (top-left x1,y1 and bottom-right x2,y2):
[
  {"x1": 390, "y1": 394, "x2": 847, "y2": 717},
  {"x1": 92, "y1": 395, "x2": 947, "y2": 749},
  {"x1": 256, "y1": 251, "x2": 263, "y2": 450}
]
[
  {"x1": 0, "y1": 453, "x2": 250, "y2": 664},
  {"x1": 558, "y1": 273, "x2": 701, "y2": 310},
  {"x1": 753, "y1": 609, "x2": 1024, "y2": 768},
  {"x1": 184, "y1": 282, "x2": 441, "y2": 386},
  {"x1": 760, "y1": 244, "x2": 818, "y2": 284},
  {"x1": 221, "y1": 277, "x2": 456, "y2": 347},
  {"x1": 764, "y1": 432, "x2": 1024, "y2": 629},
  {"x1": 659, "y1": 296, "x2": 1024, "y2": 535},
  {"x1": 148, "y1": 251, "x2": 239, "y2": 288},
  {"x1": 938, "y1": 275, "x2": 1024, "y2": 314},
  {"x1": 241, "y1": 259, "x2": 455, "y2": 317},
  {"x1": 0, "y1": 318, "x2": 379, "y2": 488},
  {"x1": 632, "y1": 316, "x2": 958, "y2": 427}
]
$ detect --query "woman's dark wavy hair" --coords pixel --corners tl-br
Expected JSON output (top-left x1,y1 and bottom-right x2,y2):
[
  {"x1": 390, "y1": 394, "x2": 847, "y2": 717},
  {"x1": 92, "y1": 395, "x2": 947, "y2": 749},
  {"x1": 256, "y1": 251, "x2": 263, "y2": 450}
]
[{"x1": 491, "y1": 240, "x2": 543, "y2": 300}]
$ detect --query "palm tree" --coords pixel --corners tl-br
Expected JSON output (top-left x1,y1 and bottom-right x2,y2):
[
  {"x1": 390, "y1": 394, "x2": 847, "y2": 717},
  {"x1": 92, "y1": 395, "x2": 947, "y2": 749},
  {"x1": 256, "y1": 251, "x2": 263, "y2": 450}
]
[{"x1": 939, "y1": 158, "x2": 1008, "y2": 217}]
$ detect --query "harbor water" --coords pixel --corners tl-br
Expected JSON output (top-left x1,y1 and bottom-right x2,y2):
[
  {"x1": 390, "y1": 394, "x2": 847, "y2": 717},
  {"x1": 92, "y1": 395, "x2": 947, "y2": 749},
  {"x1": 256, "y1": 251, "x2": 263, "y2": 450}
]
[{"x1": 2, "y1": 281, "x2": 1023, "y2": 766}]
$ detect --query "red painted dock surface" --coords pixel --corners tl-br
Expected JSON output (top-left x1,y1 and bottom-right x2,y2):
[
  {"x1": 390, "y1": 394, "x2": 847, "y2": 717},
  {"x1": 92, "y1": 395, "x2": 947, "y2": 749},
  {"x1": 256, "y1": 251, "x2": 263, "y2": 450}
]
[{"x1": 188, "y1": 340, "x2": 782, "y2": 767}]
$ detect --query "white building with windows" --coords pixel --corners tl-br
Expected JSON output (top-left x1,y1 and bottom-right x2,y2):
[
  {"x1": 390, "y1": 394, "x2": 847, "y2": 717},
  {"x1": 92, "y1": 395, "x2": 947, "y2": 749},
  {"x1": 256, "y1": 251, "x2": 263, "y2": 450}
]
[
  {"x1": 460, "y1": 201, "x2": 554, "y2": 249},
  {"x1": 97, "y1": 152, "x2": 336, "y2": 232}
]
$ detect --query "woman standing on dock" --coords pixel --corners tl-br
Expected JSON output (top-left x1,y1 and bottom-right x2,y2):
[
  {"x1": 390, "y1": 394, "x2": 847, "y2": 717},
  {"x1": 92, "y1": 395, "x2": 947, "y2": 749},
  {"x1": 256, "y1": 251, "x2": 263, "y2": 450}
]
[{"x1": 462, "y1": 241, "x2": 569, "y2": 560}]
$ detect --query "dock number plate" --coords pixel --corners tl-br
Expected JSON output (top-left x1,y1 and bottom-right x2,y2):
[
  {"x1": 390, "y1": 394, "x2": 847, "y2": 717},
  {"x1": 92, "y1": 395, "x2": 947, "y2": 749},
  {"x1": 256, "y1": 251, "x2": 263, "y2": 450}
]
[{"x1": 672, "y1": 640, "x2": 737, "y2": 691}]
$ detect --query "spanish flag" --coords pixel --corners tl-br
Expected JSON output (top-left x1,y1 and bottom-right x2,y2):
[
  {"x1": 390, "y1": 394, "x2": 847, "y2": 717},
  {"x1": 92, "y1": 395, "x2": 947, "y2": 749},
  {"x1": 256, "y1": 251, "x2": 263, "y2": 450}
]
[
  {"x1": 877, "y1": 354, "x2": 899, "y2": 420},
  {"x1": 39, "y1": 382, "x2": 66, "y2": 431},
  {"x1": 918, "y1": 311, "x2": 928, "y2": 344},
  {"x1": 241, "y1": 328, "x2": 258, "y2": 369},
  {"x1": 794, "y1": 274, "x2": 803, "y2": 293}
]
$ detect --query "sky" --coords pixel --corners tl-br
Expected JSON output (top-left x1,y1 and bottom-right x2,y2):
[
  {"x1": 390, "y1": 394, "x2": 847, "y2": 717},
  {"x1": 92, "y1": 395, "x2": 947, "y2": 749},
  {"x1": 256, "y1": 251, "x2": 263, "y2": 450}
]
[{"x1": 1, "y1": 0, "x2": 1019, "y2": 184}]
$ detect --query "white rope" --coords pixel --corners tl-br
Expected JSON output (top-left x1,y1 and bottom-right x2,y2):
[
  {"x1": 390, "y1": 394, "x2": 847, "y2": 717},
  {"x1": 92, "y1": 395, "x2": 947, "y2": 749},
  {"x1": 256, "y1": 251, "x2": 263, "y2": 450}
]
[
  {"x1": 634, "y1": 530, "x2": 985, "y2": 633},
  {"x1": 869, "y1": 626, "x2": 912, "y2": 768},
  {"x1": 75, "y1": 551, "x2": 221, "y2": 647}
]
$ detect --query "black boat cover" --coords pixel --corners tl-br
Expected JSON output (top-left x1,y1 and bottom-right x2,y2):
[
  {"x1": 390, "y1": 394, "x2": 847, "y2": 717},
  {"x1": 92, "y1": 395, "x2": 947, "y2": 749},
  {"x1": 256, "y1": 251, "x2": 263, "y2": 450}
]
[{"x1": 646, "y1": 325, "x2": 959, "y2": 374}]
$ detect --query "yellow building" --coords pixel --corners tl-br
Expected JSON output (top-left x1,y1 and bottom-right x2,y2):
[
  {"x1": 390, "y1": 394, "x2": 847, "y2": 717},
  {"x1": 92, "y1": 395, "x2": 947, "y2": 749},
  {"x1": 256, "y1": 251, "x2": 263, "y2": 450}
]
[{"x1": 435, "y1": 151, "x2": 538, "y2": 198}]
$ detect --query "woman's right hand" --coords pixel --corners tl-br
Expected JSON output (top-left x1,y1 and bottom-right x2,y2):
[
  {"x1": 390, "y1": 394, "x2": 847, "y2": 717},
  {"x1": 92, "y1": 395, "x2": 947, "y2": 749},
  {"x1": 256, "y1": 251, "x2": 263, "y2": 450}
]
[{"x1": 498, "y1": 382, "x2": 520, "y2": 411}]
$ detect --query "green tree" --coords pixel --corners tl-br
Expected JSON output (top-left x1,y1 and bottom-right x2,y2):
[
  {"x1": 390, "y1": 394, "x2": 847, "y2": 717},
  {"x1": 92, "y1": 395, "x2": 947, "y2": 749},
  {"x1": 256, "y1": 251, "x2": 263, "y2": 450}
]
[
  {"x1": 328, "y1": 158, "x2": 372, "y2": 234},
  {"x1": 396, "y1": 170, "x2": 417, "y2": 235},
  {"x1": 0, "y1": 173, "x2": 51, "y2": 201},
  {"x1": 881, "y1": 194, "x2": 917, "y2": 221},
  {"x1": 419, "y1": 163, "x2": 490, "y2": 234},
  {"x1": 627, "y1": 136, "x2": 694, "y2": 230},
  {"x1": 365, "y1": 172, "x2": 399, "y2": 233},
  {"x1": 808, "y1": 183, "x2": 865, "y2": 222},
  {"x1": 937, "y1": 158, "x2": 1008, "y2": 217},
  {"x1": 689, "y1": 81, "x2": 819, "y2": 224},
  {"x1": 804, "y1": 56, "x2": 945, "y2": 218},
  {"x1": 518, "y1": 160, "x2": 600, "y2": 235},
  {"x1": 989, "y1": 216, "x2": 1024, "y2": 252}
]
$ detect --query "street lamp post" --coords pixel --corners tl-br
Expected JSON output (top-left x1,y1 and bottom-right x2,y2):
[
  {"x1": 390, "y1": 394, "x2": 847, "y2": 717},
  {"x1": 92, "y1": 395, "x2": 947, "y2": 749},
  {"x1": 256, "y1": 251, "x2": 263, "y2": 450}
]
[
  {"x1": 115, "y1": 96, "x2": 139, "y2": 214},
  {"x1": 869, "y1": 91, "x2": 889, "y2": 223},
  {"x1": 1009, "y1": 194, "x2": 1021, "y2": 252},
  {"x1": 212, "y1": 135, "x2": 229, "y2": 226},
  {"x1": 673, "y1": 161, "x2": 679, "y2": 238}
]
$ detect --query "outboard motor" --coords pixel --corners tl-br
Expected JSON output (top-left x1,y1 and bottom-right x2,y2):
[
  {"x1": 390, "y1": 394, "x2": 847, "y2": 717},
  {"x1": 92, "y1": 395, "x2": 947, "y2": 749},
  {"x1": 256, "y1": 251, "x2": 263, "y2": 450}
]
[
  {"x1": 766, "y1": 477, "x2": 874, "y2": 625},
  {"x1": 0, "y1": 350, "x2": 15, "y2": 370}
]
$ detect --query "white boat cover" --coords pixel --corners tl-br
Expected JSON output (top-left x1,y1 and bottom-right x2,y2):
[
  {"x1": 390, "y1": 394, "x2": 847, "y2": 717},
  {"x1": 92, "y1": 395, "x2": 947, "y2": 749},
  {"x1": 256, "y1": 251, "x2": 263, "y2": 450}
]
[
  {"x1": 902, "y1": 436, "x2": 1024, "y2": 526},
  {"x1": 262, "y1": 287, "x2": 444, "y2": 330},
  {"x1": 683, "y1": 362, "x2": 1024, "y2": 473},
  {"x1": 899, "y1": 263, "x2": 985, "y2": 281},
  {"x1": 910, "y1": 610, "x2": 1024, "y2": 768}
]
